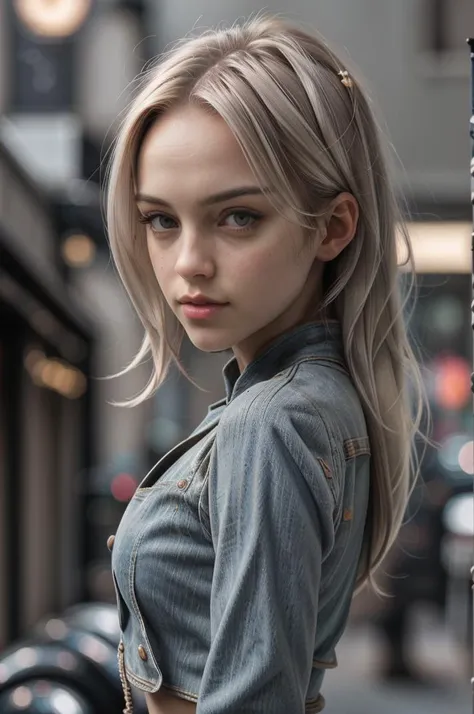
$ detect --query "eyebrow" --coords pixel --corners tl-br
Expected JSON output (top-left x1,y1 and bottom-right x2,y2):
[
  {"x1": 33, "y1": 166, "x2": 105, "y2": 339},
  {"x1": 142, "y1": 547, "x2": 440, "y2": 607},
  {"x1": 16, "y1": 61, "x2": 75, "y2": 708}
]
[{"x1": 135, "y1": 186, "x2": 268, "y2": 207}]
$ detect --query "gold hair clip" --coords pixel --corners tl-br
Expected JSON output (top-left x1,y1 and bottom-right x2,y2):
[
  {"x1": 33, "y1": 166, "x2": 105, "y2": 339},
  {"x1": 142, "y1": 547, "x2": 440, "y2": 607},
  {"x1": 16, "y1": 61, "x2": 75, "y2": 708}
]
[{"x1": 337, "y1": 70, "x2": 353, "y2": 88}]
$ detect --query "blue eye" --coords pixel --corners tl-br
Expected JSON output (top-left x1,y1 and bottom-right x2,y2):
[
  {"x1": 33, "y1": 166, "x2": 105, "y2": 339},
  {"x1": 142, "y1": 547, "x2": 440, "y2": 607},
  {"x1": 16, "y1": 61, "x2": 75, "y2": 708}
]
[
  {"x1": 138, "y1": 213, "x2": 178, "y2": 232},
  {"x1": 150, "y1": 214, "x2": 178, "y2": 231},
  {"x1": 223, "y1": 211, "x2": 259, "y2": 229},
  {"x1": 138, "y1": 209, "x2": 261, "y2": 233}
]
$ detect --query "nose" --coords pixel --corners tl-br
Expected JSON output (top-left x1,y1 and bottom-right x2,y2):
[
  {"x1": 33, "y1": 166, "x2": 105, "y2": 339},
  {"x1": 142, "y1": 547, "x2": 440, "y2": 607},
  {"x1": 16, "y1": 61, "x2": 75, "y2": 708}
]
[{"x1": 174, "y1": 227, "x2": 215, "y2": 280}]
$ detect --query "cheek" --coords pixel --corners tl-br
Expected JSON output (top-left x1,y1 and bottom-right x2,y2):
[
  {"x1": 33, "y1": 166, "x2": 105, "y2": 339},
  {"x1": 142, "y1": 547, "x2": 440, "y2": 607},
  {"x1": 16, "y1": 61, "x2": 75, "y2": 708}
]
[
  {"x1": 146, "y1": 233, "x2": 156, "y2": 264},
  {"x1": 147, "y1": 236, "x2": 166, "y2": 277},
  {"x1": 146, "y1": 240, "x2": 173, "y2": 300},
  {"x1": 234, "y1": 243, "x2": 304, "y2": 294}
]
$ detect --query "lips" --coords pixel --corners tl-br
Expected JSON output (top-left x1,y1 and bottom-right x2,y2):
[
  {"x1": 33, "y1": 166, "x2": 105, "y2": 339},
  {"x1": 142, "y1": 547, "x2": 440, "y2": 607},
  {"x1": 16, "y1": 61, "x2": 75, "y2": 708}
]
[
  {"x1": 184, "y1": 300, "x2": 222, "y2": 305},
  {"x1": 179, "y1": 295, "x2": 226, "y2": 306},
  {"x1": 180, "y1": 302, "x2": 226, "y2": 320}
]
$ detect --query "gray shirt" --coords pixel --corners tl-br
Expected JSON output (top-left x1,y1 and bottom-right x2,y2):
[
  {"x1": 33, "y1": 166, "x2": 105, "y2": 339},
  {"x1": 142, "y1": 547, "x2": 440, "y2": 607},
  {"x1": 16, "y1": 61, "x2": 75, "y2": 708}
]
[{"x1": 111, "y1": 320, "x2": 371, "y2": 713}]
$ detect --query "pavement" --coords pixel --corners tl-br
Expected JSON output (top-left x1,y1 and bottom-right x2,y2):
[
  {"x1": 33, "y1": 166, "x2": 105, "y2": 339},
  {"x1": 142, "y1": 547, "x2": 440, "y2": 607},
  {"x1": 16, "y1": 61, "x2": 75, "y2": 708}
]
[{"x1": 320, "y1": 609, "x2": 471, "y2": 714}]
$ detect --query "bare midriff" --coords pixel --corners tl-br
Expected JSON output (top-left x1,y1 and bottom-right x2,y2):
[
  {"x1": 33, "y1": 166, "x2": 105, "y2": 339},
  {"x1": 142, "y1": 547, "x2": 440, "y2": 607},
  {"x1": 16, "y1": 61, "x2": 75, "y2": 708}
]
[{"x1": 145, "y1": 689, "x2": 197, "y2": 714}]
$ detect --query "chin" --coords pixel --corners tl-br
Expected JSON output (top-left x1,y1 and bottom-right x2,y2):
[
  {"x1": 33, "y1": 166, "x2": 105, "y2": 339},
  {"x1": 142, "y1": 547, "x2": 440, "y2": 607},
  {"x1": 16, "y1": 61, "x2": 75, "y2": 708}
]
[{"x1": 186, "y1": 331, "x2": 233, "y2": 354}]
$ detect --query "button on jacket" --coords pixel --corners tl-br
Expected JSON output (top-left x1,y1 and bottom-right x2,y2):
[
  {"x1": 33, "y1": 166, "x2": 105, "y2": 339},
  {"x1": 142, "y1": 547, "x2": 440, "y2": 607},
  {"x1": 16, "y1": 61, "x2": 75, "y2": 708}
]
[{"x1": 111, "y1": 320, "x2": 371, "y2": 713}]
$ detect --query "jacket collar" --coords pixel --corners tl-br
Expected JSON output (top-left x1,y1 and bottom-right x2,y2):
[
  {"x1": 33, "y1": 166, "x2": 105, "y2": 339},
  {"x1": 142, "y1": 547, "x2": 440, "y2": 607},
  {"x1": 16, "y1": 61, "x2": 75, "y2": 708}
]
[{"x1": 222, "y1": 320, "x2": 344, "y2": 403}]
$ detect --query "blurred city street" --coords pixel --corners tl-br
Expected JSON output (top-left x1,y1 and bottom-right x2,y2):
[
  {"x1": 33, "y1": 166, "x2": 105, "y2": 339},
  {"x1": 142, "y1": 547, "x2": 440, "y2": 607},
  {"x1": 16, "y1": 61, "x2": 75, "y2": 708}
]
[
  {"x1": 323, "y1": 611, "x2": 471, "y2": 714},
  {"x1": 0, "y1": 1, "x2": 473, "y2": 712}
]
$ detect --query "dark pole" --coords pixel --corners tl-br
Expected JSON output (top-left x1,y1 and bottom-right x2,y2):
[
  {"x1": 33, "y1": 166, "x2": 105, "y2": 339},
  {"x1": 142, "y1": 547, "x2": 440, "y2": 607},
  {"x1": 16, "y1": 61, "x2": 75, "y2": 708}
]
[
  {"x1": 432, "y1": 0, "x2": 445, "y2": 53},
  {"x1": 468, "y1": 36, "x2": 474, "y2": 714}
]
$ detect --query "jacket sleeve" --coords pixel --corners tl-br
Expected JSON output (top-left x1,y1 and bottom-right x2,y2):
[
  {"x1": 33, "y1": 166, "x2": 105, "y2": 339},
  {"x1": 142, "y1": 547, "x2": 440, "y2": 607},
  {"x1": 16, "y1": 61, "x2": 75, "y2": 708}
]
[{"x1": 197, "y1": 393, "x2": 338, "y2": 714}]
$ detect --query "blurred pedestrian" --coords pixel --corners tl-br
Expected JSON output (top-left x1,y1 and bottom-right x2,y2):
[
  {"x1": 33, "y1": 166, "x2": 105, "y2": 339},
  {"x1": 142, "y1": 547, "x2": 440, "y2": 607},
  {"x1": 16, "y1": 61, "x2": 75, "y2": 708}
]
[{"x1": 104, "y1": 14, "x2": 428, "y2": 714}]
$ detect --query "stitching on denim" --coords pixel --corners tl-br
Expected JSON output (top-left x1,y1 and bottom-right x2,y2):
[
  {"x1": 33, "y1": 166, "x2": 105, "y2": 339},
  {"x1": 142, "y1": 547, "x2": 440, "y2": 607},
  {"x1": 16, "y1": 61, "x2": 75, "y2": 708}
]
[
  {"x1": 139, "y1": 422, "x2": 216, "y2": 490},
  {"x1": 317, "y1": 457, "x2": 332, "y2": 480},
  {"x1": 289, "y1": 359, "x2": 349, "y2": 517},
  {"x1": 125, "y1": 491, "x2": 148, "y2": 502},
  {"x1": 190, "y1": 429, "x2": 217, "y2": 481},
  {"x1": 161, "y1": 681, "x2": 199, "y2": 702},
  {"x1": 143, "y1": 424, "x2": 218, "y2": 495},
  {"x1": 180, "y1": 433, "x2": 217, "y2": 529},
  {"x1": 288, "y1": 355, "x2": 348, "y2": 373},
  {"x1": 287, "y1": 362, "x2": 342, "y2": 506},
  {"x1": 272, "y1": 357, "x2": 348, "y2": 384},
  {"x1": 125, "y1": 657, "x2": 158, "y2": 688},
  {"x1": 233, "y1": 319, "x2": 340, "y2": 378},
  {"x1": 198, "y1": 492, "x2": 211, "y2": 535},
  {"x1": 343, "y1": 436, "x2": 371, "y2": 459},
  {"x1": 137, "y1": 433, "x2": 195, "y2": 488},
  {"x1": 128, "y1": 503, "x2": 162, "y2": 678},
  {"x1": 126, "y1": 668, "x2": 156, "y2": 691},
  {"x1": 239, "y1": 366, "x2": 343, "y2": 547},
  {"x1": 234, "y1": 361, "x2": 342, "y2": 519},
  {"x1": 197, "y1": 440, "x2": 215, "y2": 542},
  {"x1": 198, "y1": 472, "x2": 212, "y2": 542},
  {"x1": 180, "y1": 429, "x2": 216, "y2": 502},
  {"x1": 135, "y1": 484, "x2": 174, "y2": 493},
  {"x1": 236, "y1": 363, "x2": 293, "y2": 423}
]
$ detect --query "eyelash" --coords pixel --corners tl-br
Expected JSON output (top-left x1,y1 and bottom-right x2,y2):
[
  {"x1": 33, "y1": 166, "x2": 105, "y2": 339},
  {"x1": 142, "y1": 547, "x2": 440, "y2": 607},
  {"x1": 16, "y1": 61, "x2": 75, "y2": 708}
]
[{"x1": 137, "y1": 209, "x2": 262, "y2": 234}]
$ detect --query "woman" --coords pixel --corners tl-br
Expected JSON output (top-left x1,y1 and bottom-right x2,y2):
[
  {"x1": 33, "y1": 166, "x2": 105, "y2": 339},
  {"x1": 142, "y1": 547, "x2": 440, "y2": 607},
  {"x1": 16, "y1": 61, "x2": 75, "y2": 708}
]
[{"x1": 105, "y1": 13, "x2": 427, "y2": 714}]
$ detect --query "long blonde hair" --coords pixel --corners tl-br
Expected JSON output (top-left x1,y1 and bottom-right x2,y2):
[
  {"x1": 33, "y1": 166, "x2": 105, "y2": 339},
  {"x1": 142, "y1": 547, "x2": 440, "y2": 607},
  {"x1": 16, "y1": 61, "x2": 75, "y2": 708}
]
[{"x1": 105, "y1": 13, "x2": 429, "y2": 589}]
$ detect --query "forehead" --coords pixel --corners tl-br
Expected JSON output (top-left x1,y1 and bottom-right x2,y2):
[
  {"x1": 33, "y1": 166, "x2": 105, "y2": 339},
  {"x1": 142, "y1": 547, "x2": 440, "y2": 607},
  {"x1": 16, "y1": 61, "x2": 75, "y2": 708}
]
[{"x1": 136, "y1": 104, "x2": 256, "y2": 196}]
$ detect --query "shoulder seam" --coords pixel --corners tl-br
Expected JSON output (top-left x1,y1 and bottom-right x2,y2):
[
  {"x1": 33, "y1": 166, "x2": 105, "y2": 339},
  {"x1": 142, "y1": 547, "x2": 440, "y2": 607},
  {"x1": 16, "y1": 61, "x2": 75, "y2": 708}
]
[{"x1": 286, "y1": 363, "x2": 345, "y2": 509}]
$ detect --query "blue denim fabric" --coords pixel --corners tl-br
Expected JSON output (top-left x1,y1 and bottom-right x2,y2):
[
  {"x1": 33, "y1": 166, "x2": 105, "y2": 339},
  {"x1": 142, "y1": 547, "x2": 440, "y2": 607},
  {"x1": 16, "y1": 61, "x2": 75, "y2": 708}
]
[{"x1": 111, "y1": 320, "x2": 371, "y2": 713}]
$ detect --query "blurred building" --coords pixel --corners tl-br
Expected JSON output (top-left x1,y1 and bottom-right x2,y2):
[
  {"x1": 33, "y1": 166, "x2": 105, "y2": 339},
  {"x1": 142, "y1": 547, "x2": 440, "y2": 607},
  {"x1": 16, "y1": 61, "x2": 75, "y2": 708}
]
[
  {"x1": 0, "y1": 0, "x2": 471, "y2": 654},
  {"x1": 151, "y1": 0, "x2": 472, "y2": 215},
  {"x1": 0, "y1": 0, "x2": 156, "y2": 641},
  {"x1": 0, "y1": 141, "x2": 94, "y2": 647}
]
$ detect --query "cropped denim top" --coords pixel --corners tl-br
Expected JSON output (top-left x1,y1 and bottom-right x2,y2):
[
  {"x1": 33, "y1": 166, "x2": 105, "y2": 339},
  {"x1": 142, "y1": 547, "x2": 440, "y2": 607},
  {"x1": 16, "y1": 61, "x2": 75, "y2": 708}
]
[{"x1": 110, "y1": 320, "x2": 371, "y2": 713}]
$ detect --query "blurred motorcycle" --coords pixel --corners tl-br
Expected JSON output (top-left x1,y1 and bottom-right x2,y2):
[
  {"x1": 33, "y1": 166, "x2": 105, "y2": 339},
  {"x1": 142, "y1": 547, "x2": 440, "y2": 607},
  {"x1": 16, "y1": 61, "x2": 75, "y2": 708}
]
[
  {"x1": 0, "y1": 603, "x2": 147, "y2": 714},
  {"x1": 0, "y1": 679, "x2": 93, "y2": 714}
]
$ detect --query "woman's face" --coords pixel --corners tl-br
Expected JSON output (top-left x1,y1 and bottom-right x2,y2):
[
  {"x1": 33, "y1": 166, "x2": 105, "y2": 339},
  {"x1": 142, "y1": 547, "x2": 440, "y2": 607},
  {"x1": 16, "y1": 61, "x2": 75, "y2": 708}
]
[{"x1": 136, "y1": 103, "x2": 324, "y2": 370}]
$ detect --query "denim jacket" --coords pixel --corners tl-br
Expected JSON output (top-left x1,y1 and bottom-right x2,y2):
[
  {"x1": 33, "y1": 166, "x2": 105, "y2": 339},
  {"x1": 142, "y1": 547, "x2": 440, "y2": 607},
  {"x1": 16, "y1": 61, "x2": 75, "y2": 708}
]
[{"x1": 110, "y1": 320, "x2": 371, "y2": 713}]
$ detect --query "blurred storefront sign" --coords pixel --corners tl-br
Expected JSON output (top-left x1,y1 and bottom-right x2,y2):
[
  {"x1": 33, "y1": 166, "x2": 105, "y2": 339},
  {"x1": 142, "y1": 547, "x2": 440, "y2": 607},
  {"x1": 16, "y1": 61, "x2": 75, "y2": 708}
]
[
  {"x1": 9, "y1": 0, "x2": 94, "y2": 110},
  {"x1": 2, "y1": 0, "x2": 95, "y2": 188},
  {"x1": 399, "y1": 221, "x2": 471, "y2": 273},
  {"x1": 12, "y1": 0, "x2": 93, "y2": 39}
]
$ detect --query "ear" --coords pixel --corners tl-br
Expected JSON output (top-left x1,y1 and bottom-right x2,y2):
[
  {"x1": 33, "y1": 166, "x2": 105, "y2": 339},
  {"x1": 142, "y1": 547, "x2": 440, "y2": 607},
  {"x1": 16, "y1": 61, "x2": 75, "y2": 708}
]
[{"x1": 315, "y1": 192, "x2": 359, "y2": 262}]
